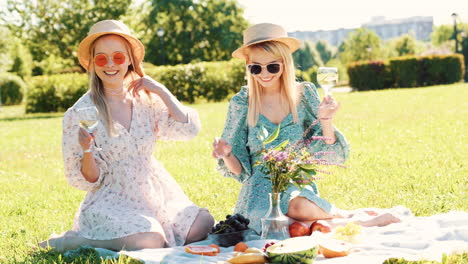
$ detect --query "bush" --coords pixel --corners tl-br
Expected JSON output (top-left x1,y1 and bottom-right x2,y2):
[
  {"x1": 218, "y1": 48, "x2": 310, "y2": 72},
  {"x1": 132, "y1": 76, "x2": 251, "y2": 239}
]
[
  {"x1": 389, "y1": 57, "x2": 419, "y2": 88},
  {"x1": 0, "y1": 72, "x2": 26, "y2": 105},
  {"x1": 25, "y1": 60, "x2": 246, "y2": 112},
  {"x1": 26, "y1": 73, "x2": 87, "y2": 113},
  {"x1": 422, "y1": 55, "x2": 464, "y2": 85},
  {"x1": 347, "y1": 54, "x2": 464, "y2": 91},
  {"x1": 32, "y1": 55, "x2": 77, "y2": 76},
  {"x1": 9, "y1": 44, "x2": 33, "y2": 79},
  {"x1": 306, "y1": 66, "x2": 318, "y2": 85},
  {"x1": 296, "y1": 69, "x2": 311, "y2": 83},
  {"x1": 145, "y1": 59, "x2": 245, "y2": 103},
  {"x1": 347, "y1": 60, "x2": 391, "y2": 91}
]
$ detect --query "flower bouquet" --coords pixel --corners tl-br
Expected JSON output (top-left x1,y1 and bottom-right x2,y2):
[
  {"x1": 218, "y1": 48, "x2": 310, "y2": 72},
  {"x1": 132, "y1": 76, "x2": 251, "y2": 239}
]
[
  {"x1": 254, "y1": 121, "x2": 339, "y2": 194},
  {"x1": 254, "y1": 121, "x2": 343, "y2": 239}
]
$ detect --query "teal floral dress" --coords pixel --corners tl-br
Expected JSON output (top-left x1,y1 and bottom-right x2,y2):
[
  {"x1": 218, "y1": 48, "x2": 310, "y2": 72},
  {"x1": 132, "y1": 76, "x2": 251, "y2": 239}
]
[{"x1": 217, "y1": 82, "x2": 349, "y2": 233}]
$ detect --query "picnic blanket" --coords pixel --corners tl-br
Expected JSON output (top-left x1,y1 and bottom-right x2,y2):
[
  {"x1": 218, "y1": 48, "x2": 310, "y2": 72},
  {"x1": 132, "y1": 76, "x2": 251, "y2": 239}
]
[{"x1": 83, "y1": 206, "x2": 468, "y2": 264}]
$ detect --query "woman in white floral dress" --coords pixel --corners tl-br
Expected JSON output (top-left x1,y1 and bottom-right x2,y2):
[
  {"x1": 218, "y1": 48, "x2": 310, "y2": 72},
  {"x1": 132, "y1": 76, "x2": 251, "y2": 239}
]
[{"x1": 39, "y1": 20, "x2": 214, "y2": 252}]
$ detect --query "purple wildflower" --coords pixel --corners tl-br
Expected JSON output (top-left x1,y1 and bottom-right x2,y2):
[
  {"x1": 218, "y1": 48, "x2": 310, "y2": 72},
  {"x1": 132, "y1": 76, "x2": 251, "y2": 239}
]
[{"x1": 273, "y1": 151, "x2": 288, "y2": 161}]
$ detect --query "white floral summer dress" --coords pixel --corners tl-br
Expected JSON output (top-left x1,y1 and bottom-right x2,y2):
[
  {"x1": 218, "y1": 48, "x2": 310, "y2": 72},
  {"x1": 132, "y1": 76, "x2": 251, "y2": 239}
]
[{"x1": 62, "y1": 92, "x2": 201, "y2": 247}]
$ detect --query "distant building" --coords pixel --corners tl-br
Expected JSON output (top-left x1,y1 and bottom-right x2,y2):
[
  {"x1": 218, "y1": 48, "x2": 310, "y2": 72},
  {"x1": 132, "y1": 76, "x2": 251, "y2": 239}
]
[{"x1": 289, "y1": 16, "x2": 434, "y2": 46}]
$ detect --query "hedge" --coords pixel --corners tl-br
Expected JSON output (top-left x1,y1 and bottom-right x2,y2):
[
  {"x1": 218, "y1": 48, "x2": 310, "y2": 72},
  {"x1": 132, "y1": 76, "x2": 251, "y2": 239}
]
[
  {"x1": 0, "y1": 72, "x2": 26, "y2": 105},
  {"x1": 347, "y1": 54, "x2": 465, "y2": 91},
  {"x1": 26, "y1": 73, "x2": 87, "y2": 113},
  {"x1": 25, "y1": 60, "x2": 247, "y2": 113},
  {"x1": 145, "y1": 60, "x2": 245, "y2": 103},
  {"x1": 389, "y1": 56, "x2": 419, "y2": 88},
  {"x1": 347, "y1": 61, "x2": 392, "y2": 91}
]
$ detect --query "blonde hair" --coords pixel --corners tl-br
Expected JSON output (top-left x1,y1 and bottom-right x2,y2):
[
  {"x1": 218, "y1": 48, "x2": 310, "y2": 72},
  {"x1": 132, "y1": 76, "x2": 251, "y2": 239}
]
[
  {"x1": 87, "y1": 35, "x2": 145, "y2": 136},
  {"x1": 245, "y1": 41, "x2": 299, "y2": 127}
]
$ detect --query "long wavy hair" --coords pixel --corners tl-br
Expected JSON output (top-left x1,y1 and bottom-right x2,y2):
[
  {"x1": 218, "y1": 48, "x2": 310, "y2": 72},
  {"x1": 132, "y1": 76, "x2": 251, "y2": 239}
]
[
  {"x1": 245, "y1": 41, "x2": 299, "y2": 127},
  {"x1": 86, "y1": 35, "x2": 145, "y2": 136}
]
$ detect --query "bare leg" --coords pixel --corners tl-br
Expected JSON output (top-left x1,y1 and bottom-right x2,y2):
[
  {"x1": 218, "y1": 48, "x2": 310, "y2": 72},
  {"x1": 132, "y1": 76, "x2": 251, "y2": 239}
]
[
  {"x1": 287, "y1": 197, "x2": 335, "y2": 222},
  {"x1": 286, "y1": 197, "x2": 400, "y2": 228},
  {"x1": 39, "y1": 231, "x2": 166, "y2": 252},
  {"x1": 185, "y1": 208, "x2": 215, "y2": 245}
]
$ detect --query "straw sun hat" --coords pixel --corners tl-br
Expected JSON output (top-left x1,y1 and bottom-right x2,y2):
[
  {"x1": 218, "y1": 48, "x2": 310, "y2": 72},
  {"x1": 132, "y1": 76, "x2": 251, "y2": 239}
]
[
  {"x1": 232, "y1": 23, "x2": 300, "y2": 59},
  {"x1": 77, "y1": 20, "x2": 145, "y2": 72}
]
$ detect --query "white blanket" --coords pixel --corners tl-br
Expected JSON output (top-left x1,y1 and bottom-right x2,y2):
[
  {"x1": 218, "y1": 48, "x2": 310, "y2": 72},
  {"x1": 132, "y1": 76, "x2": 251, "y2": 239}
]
[{"x1": 109, "y1": 207, "x2": 468, "y2": 264}]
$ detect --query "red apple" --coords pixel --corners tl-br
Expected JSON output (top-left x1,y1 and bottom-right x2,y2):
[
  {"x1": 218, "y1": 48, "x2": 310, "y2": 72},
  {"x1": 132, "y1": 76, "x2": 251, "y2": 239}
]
[
  {"x1": 289, "y1": 222, "x2": 311, "y2": 237},
  {"x1": 310, "y1": 221, "x2": 332, "y2": 234}
]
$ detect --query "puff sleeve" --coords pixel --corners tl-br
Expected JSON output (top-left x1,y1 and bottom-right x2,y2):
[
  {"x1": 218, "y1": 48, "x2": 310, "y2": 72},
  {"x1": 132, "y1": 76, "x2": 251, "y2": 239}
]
[
  {"x1": 62, "y1": 108, "x2": 108, "y2": 192},
  {"x1": 301, "y1": 82, "x2": 350, "y2": 164},
  {"x1": 217, "y1": 87, "x2": 252, "y2": 183},
  {"x1": 151, "y1": 95, "x2": 201, "y2": 141}
]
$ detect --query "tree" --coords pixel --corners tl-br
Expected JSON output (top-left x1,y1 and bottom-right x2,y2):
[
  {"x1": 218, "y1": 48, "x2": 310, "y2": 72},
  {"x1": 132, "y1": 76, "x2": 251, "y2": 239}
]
[
  {"x1": 293, "y1": 42, "x2": 322, "y2": 71},
  {"x1": 145, "y1": 0, "x2": 248, "y2": 65},
  {"x1": 0, "y1": 27, "x2": 14, "y2": 73},
  {"x1": 339, "y1": 28, "x2": 382, "y2": 64},
  {"x1": 431, "y1": 25, "x2": 454, "y2": 46},
  {"x1": 394, "y1": 34, "x2": 416, "y2": 56},
  {"x1": 431, "y1": 23, "x2": 468, "y2": 47},
  {"x1": 315, "y1": 41, "x2": 333, "y2": 65},
  {"x1": 1, "y1": 0, "x2": 131, "y2": 66},
  {"x1": 0, "y1": 26, "x2": 32, "y2": 78},
  {"x1": 462, "y1": 36, "x2": 468, "y2": 81}
]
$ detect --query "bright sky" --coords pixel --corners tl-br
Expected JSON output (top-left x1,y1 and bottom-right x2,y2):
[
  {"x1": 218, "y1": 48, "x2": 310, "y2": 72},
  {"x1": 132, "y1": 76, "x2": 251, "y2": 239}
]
[{"x1": 236, "y1": 0, "x2": 468, "y2": 32}]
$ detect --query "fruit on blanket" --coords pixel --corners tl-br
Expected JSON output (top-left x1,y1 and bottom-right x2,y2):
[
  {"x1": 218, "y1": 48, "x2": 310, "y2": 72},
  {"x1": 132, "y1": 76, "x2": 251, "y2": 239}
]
[
  {"x1": 233, "y1": 242, "x2": 248, "y2": 252},
  {"x1": 333, "y1": 222, "x2": 361, "y2": 242},
  {"x1": 310, "y1": 221, "x2": 332, "y2": 234},
  {"x1": 244, "y1": 247, "x2": 263, "y2": 254},
  {"x1": 212, "y1": 213, "x2": 250, "y2": 234},
  {"x1": 289, "y1": 221, "x2": 311, "y2": 237},
  {"x1": 319, "y1": 239, "x2": 350, "y2": 258},
  {"x1": 262, "y1": 241, "x2": 275, "y2": 252},
  {"x1": 184, "y1": 245, "x2": 218, "y2": 256},
  {"x1": 209, "y1": 244, "x2": 220, "y2": 253},
  {"x1": 227, "y1": 253, "x2": 267, "y2": 264},
  {"x1": 266, "y1": 236, "x2": 319, "y2": 264},
  {"x1": 210, "y1": 213, "x2": 252, "y2": 246}
]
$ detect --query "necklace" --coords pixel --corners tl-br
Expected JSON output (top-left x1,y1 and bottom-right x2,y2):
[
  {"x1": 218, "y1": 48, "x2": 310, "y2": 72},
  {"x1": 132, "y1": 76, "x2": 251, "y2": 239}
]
[{"x1": 103, "y1": 87, "x2": 125, "y2": 96}]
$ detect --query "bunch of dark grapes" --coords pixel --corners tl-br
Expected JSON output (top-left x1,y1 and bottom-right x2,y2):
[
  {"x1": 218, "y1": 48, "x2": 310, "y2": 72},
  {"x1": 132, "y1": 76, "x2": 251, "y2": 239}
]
[{"x1": 212, "y1": 213, "x2": 250, "y2": 234}]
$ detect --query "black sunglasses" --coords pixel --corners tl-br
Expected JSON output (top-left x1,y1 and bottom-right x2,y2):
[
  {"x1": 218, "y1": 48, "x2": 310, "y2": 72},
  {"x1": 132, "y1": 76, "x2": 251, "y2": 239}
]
[{"x1": 247, "y1": 63, "x2": 281, "y2": 75}]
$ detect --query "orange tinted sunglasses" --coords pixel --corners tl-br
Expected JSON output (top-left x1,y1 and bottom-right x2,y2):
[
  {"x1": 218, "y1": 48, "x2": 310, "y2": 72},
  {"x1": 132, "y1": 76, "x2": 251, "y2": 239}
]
[{"x1": 94, "y1": 52, "x2": 126, "y2": 67}]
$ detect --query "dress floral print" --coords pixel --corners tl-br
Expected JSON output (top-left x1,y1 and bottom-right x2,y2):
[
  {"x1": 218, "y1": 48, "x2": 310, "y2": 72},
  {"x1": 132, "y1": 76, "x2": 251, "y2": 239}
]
[
  {"x1": 217, "y1": 82, "x2": 350, "y2": 233},
  {"x1": 62, "y1": 92, "x2": 201, "y2": 247}
]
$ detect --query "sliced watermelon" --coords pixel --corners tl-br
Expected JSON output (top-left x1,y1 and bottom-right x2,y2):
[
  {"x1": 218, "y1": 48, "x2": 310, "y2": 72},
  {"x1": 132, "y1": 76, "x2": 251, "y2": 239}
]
[{"x1": 266, "y1": 236, "x2": 319, "y2": 264}]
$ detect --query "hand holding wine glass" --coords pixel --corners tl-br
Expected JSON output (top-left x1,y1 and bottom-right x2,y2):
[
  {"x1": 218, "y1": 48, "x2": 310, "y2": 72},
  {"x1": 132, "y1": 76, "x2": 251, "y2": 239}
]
[
  {"x1": 317, "y1": 67, "x2": 338, "y2": 97},
  {"x1": 317, "y1": 67, "x2": 340, "y2": 121},
  {"x1": 76, "y1": 106, "x2": 100, "y2": 152}
]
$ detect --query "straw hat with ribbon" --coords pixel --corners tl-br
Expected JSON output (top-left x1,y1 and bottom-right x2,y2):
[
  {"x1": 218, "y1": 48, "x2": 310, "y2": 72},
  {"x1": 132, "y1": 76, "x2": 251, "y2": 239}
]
[
  {"x1": 77, "y1": 20, "x2": 145, "y2": 73},
  {"x1": 232, "y1": 23, "x2": 300, "y2": 59}
]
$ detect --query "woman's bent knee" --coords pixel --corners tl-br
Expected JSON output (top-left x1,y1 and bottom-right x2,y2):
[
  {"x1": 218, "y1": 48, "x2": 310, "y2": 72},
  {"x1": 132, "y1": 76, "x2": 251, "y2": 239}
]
[
  {"x1": 287, "y1": 197, "x2": 331, "y2": 221},
  {"x1": 185, "y1": 208, "x2": 214, "y2": 244},
  {"x1": 199, "y1": 208, "x2": 215, "y2": 228},
  {"x1": 287, "y1": 197, "x2": 309, "y2": 219},
  {"x1": 125, "y1": 232, "x2": 165, "y2": 250}
]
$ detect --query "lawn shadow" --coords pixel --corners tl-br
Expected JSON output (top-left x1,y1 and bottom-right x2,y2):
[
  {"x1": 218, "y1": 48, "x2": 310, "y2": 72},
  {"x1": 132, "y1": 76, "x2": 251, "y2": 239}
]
[
  {"x1": 0, "y1": 114, "x2": 63, "y2": 122},
  {"x1": 20, "y1": 247, "x2": 143, "y2": 264}
]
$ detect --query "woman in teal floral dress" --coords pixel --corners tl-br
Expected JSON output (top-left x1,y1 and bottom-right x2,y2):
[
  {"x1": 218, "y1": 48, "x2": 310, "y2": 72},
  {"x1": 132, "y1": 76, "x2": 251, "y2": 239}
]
[{"x1": 212, "y1": 23, "x2": 400, "y2": 233}]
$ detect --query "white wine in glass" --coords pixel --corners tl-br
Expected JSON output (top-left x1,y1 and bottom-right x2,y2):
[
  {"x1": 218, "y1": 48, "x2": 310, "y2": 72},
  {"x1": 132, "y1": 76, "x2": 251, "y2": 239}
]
[
  {"x1": 317, "y1": 67, "x2": 338, "y2": 97},
  {"x1": 76, "y1": 106, "x2": 101, "y2": 151},
  {"x1": 79, "y1": 120, "x2": 99, "y2": 133}
]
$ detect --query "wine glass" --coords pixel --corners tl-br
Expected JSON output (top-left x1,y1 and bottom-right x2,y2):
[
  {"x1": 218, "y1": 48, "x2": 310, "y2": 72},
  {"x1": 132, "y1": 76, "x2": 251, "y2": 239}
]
[
  {"x1": 76, "y1": 106, "x2": 101, "y2": 151},
  {"x1": 317, "y1": 67, "x2": 338, "y2": 97}
]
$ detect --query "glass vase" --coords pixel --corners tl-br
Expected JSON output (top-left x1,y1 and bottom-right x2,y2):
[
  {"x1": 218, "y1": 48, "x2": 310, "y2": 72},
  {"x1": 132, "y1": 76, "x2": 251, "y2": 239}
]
[{"x1": 260, "y1": 192, "x2": 290, "y2": 240}]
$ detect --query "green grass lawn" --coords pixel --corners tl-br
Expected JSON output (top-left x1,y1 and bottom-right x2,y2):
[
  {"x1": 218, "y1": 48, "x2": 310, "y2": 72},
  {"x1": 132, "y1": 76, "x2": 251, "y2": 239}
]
[{"x1": 0, "y1": 83, "x2": 467, "y2": 263}]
